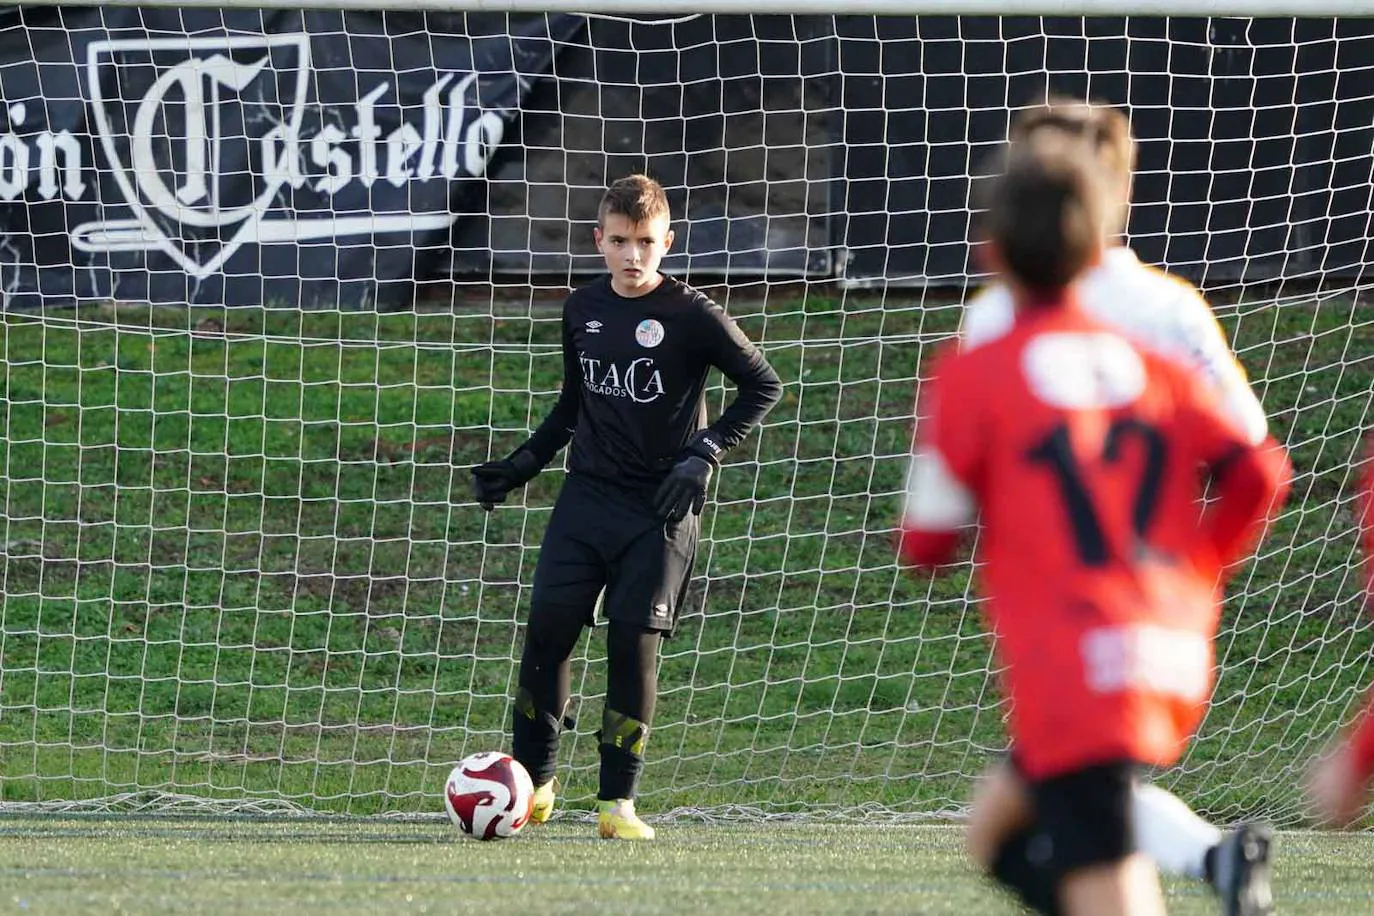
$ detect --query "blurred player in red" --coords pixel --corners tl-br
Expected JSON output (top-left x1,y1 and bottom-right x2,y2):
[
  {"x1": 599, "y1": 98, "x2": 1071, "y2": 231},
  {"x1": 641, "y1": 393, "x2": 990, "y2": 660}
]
[
  {"x1": 962, "y1": 97, "x2": 1281, "y2": 916},
  {"x1": 900, "y1": 137, "x2": 1291, "y2": 915},
  {"x1": 1307, "y1": 437, "x2": 1374, "y2": 826}
]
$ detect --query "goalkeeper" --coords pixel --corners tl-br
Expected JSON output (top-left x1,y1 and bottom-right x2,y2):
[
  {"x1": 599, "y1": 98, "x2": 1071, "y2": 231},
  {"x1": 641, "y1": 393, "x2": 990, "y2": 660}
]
[
  {"x1": 471, "y1": 174, "x2": 782, "y2": 840},
  {"x1": 959, "y1": 97, "x2": 1277, "y2": 916}
]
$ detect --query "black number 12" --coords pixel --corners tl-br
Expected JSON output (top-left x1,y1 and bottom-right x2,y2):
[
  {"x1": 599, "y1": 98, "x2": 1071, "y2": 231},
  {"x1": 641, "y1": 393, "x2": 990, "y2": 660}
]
[{"x1": 1025, "y1": 418, "x2": 1167, "y2": 566}]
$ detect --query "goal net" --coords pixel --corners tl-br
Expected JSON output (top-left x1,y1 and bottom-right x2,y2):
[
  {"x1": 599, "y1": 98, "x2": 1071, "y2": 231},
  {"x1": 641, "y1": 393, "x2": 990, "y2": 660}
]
[{"x1": 0, "y1": 6, "x2": 1370, "y2": 824}]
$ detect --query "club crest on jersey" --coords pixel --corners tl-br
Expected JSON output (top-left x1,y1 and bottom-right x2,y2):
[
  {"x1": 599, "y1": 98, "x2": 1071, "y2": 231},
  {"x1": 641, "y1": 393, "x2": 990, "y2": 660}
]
[{"x1": 635, "y1": 319, "x2": 665, "y2": 349}]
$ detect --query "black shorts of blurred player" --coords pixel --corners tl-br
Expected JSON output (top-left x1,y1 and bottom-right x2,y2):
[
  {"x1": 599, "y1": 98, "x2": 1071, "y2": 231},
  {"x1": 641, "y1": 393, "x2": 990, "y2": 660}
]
[
  {"x1": 968, "y1": 755, "x2": 1152, "y2": 916},
  {"x1": 1022, "y1": 757, "x2": 1139, "y2": 878}
]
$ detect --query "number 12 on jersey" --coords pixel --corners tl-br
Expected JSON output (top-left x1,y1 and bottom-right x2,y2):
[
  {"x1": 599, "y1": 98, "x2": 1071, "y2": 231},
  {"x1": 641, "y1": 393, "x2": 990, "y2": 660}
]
[{"x1": 1026, "y1": 418, "x2": 1168, "y2": 566}]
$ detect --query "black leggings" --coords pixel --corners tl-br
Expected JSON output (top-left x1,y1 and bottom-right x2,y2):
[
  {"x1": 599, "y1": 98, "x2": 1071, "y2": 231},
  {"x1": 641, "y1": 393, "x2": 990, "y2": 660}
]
[{"x1": 511, "y1": 603, "x2": 660, "y2": 799}]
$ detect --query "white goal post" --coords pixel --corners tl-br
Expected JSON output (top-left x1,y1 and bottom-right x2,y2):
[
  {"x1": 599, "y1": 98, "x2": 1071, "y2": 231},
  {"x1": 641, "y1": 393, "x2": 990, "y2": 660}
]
[
  {"x1": 20, "y1": 1, "x2": 1374, "y2": 15},
  {"x1": 0, "y1": 1, "x2": 1369, "y2": 825}
]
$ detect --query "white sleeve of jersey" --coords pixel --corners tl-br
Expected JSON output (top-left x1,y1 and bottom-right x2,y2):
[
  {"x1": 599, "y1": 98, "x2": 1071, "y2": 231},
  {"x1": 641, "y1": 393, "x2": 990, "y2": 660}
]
[
  {"x1": 902, "y1": 447, "x2": 977, "y2": 531},
  {"x1": 958, "y1": 284, "x2": 1015, "y2": 352},
  {"x1": 1169, "y1": 289, "x2": 1269, "y2": 446}
]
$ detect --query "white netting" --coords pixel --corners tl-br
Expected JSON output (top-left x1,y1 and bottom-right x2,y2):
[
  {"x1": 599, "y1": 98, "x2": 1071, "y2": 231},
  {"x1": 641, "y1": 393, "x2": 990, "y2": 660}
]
[{"x1": 0, "y1": 8, "x2": 1370, "y2": 824}]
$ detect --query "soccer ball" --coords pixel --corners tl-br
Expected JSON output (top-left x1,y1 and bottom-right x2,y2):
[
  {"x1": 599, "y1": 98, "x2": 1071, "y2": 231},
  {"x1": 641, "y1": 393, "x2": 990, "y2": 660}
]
[{"x1": 443, "y1": 751, "x2": 535, "y2": 840}]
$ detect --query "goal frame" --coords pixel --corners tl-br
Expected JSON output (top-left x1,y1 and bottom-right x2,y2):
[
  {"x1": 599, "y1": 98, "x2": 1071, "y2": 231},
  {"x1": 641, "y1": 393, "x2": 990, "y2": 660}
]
[
  {"x1": 12, "y1": 0, "x2": 1374, "y2": 16},
  {"x1": 0, "y1": 0, "x2": 1369, "y2": 827}
]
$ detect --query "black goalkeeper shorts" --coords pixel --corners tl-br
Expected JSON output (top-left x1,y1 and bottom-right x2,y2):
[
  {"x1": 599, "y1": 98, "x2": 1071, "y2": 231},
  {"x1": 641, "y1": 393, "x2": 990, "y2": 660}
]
[{"x1": 531, "y1": 473, "x2": 698, "y2": 635}]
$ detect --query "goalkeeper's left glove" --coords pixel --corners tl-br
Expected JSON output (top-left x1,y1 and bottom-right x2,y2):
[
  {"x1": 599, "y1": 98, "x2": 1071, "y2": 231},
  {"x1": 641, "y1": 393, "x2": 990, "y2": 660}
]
[{"x1": 653, "y1": 432, "x2": 723, "y2": 524}]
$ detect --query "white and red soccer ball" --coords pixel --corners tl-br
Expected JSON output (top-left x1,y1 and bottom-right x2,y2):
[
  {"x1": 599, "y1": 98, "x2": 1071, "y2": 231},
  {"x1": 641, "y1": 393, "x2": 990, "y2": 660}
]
[{"x1": 443, "y1": 751, "x2": 534, "y2": 840}]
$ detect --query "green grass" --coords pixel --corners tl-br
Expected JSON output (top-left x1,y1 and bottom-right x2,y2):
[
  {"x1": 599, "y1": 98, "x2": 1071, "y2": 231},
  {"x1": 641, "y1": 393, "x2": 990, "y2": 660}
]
[
  {"x1": 1, "y1": 817, "x2": 1371, "y2": 915},
  {"x1": 0, "y1": 292, "x2": 1370, "y2": 822}
]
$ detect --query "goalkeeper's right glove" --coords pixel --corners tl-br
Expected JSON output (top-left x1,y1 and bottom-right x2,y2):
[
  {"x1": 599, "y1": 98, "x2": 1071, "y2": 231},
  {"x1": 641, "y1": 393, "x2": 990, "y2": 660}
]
[
  {"x1": 653, "y1": 431, "x2": 723, "y2": 524},
  {"x1": 471, "y1": 448, "x2": 544, "y2": 511}
]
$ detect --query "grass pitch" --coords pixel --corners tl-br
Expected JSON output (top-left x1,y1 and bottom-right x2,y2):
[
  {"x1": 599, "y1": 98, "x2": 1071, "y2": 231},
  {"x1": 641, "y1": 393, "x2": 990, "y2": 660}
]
[{"x1": 1, "y1": 817, "x2": 1371, "y2": 915}]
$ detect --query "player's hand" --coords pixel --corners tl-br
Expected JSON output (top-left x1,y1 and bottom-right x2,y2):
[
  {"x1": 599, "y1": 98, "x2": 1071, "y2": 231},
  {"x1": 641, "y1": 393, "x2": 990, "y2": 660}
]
[
  {"x1": 470, "y1": 448, "x2": 542, "y2": 511},
  {"x1": 654, "y1": 455, "x2": 713, "y2": 523},
  {"x1": 1307, "y1": 743, "x2": 1368, "y2": 828}
]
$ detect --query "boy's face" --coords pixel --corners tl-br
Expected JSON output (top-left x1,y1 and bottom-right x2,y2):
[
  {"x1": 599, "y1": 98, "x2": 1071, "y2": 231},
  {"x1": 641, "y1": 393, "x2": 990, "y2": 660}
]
[{"x1": 595, "y1": 212, "x2": 674, "y2": 297}]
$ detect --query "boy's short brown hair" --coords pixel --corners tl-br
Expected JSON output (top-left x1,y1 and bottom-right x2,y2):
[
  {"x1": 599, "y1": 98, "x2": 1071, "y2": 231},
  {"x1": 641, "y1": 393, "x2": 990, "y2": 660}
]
[
  {"x1": 1011, "y1": 97, "x2": 1135, "y2": 233},
  {"x1": 978, "y1": 135, "x2": 1109, "y2": 298},
  {"x1": 598, "y1": 174, "x2": 671, "y2": 226}
]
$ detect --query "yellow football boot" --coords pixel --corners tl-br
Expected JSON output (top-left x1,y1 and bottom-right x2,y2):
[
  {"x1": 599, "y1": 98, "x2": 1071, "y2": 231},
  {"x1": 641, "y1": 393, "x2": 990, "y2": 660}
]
[
  {"x1": 529, "y1": 779, "x2": 557, "y2": 825},
  {"x1": 597, "y1": 798, "x2": 655, "y2": 840}
]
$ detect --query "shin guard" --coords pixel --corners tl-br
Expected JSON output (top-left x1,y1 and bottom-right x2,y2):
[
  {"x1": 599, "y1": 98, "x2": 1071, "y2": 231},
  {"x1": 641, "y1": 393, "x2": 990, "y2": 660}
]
[
  {"x1": 511, "y1": 687, "x2": 573, "y2": 788},
  {"x1": 597, "y1": 707, "x2": 649, "y2": 801}
]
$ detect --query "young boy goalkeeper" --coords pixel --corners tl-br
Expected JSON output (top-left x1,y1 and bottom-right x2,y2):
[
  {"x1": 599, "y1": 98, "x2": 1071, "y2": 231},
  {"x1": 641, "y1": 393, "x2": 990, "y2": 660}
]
[{"x1": 471, "y1": 174, "x2": 782, "y2": 840}]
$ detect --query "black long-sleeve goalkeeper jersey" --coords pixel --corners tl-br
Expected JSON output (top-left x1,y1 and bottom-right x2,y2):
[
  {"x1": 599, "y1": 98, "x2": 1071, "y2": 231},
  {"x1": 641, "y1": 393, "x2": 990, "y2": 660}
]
[{"x1": 522, "y1": 274, "x2": 782, "y2": 491}]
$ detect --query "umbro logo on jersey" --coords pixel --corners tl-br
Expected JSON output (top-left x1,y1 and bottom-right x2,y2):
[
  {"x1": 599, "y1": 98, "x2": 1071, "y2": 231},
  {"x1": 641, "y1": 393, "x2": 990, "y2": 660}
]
[{"x1": 585, "y1": 320, "x2": 603, "y2": 333}]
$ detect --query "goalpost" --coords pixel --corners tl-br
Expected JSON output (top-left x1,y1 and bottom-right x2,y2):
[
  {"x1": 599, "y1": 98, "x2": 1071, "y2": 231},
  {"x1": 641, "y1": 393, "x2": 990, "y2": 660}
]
[
  {"x1": 39, "y1": 0, "x2": 1374, "y2": 13},
  {"x1": 0, "y1": 0, "x2": 1369, "y2": 824}
]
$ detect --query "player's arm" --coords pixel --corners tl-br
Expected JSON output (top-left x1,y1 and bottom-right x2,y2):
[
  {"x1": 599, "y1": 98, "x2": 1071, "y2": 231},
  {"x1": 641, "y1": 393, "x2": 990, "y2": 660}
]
[
  {"x1": 1336, "y1": 441, "x2": 1374, "y2": 791},
  {"x1": 1309, "y1": 693, "x2": 1374, "y2": 827},
  {"x1": 1307, "y1": 438, "x2": 1374, "y2": 826},
  {"x1": 688, "y1": 300, "x2": 783, "y2": 460},
  {"x1": 1174, "y1": 290, "x2": 1269, "y2": 446},
  {"x1": 1350, "y1": 701, "x2": 1374, "y2": 788},
  {"x1": 1174, "y1": 364, "x2": 1291, "y2": 574},
  {"x1": 654, "y1": 301, "x2": 782, "y2": 523},
  {"x1": 522, "y1": 309, "x2": 580, "y2": 465},
  {"x1": 1201, "y1": 438, "x2": 1289, "y2": 573},
  {"x1": 1360, "y1": 435, "x2": 1374, "y2": 597},
  {"x1": 956, "y1": 284, "x2": 1014, "y2": 352},
  {"x1": 471, "y1": 309, "x2": 578, "y2": 511},
  {"x1": 898, "y1": 348, "x2": 981, "y2": 570}
]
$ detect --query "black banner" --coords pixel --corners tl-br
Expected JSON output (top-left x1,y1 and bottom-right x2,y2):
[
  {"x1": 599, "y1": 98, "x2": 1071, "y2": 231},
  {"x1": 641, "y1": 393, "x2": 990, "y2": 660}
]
[
  {"x1": 0, "y1": 7, "x2": 579, "y2": 309},
  {"x1": 453, "y1": 14, "x2": 836, "y2": 280},
  {"x1": 2, "y1": 11, "x2": 1371, "y2": 305},
  {"x1": 833, "y1": 16, "x2": 1374, "y2": 286},
  {"x1": 474, "y1": 14, "x2": 1374, "y2": 288}
]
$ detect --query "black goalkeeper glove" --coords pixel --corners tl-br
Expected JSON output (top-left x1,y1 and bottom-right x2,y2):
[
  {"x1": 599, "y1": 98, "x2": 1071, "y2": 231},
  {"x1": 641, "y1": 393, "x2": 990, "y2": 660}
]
[
  {"x1": 471, "y1": 448, "x2": 544, "y2": 511},
  {"x1": 653, "y1": 432, "x2": 724, "y2": 523}
]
